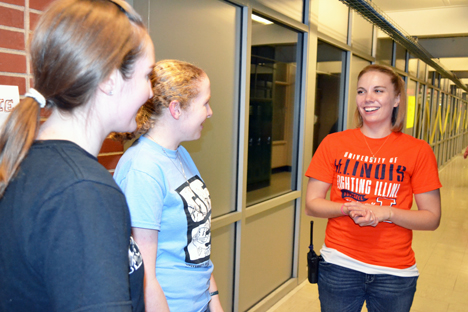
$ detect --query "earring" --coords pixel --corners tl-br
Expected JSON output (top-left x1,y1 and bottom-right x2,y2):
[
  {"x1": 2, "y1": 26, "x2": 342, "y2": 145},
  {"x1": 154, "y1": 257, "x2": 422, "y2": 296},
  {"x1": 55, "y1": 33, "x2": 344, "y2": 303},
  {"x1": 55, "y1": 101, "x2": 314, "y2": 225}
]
[{"x1": 109, "y1": 90, "x2": 114, "y2": 96}]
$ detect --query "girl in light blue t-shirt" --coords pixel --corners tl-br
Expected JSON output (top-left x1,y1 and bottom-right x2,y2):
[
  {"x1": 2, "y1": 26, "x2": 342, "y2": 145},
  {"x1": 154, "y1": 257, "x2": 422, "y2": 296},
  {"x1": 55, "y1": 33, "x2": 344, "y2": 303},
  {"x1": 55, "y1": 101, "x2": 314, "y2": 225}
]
[{"x1": 114, "y1": 60, "x2": 223, "y2": 312}]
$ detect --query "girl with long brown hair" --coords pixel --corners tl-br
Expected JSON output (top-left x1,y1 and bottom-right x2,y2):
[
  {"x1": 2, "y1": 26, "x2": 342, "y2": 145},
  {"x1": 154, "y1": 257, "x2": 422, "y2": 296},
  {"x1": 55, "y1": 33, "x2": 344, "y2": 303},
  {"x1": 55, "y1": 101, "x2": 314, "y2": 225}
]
[
  {"x1": 114, "y1": 60, "x2": 223, "y2": 312},
  {"x1": 0, "y1": 0, "x2": 155, "y2": 311}
]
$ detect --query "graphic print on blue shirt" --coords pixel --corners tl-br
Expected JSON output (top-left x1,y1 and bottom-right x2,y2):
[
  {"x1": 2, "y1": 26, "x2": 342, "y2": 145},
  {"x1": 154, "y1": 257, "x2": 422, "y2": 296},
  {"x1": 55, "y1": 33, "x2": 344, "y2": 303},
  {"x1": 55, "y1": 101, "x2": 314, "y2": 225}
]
[
  {"x1": 176, "y1": 175, "x2": 212, "y2": 265},
  {"x1": 129, "y1": 236, "x2": 143, "y2": 274}
]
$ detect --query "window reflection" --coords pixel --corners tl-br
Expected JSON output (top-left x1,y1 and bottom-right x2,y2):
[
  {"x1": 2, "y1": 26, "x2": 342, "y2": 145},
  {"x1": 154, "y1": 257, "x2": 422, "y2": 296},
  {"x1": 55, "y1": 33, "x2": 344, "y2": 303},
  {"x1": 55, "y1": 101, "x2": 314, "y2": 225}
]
[
  {"x1": 247, "y1": 16, "x2": 299, "y2": 205},
  {"x1": 314, "y1": 41, "x2": 345, "y2": 153}
]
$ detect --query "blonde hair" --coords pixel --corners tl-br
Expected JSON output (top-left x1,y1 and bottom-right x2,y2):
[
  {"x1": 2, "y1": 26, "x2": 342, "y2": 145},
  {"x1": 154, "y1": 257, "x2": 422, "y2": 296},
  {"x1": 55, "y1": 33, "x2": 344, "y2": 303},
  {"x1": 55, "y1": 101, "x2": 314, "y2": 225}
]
[
  {"x1": 115, "y1": 59, "x2": 206, "y2": 141},
  {"x1": 0, "y1": 0, "x2": 148, "y2": 197},
  {"x1": 354, "y1": 64, "x2": 406, "y2": 132}
]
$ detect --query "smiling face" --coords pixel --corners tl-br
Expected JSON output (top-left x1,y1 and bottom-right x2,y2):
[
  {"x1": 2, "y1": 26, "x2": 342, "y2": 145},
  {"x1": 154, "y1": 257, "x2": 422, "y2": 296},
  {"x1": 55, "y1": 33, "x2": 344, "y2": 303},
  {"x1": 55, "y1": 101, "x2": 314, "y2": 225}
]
[
  {"x1": 356, "y1": 70, "x2": 400, "y2": 131},
  {"x1": 179, "y1": 75, "x2": 212, "y2": 142}
]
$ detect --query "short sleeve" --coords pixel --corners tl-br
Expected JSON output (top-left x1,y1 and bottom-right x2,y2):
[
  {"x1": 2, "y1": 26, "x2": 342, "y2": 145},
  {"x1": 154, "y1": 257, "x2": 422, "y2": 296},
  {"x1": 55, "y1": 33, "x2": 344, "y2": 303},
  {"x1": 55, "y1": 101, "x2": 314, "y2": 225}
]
[
  {"x1": 31, "y1": 182, "x2": 133, "y2": 312},
  {"x1": 305, "y1": 135, "x2": 335, "y2": 184},
  {"x1": 118, "y1": 168, "x2": 164, "y2": 230},
  {"x1": 411, "y1": 141, "x2": 442, "y2": 194}
]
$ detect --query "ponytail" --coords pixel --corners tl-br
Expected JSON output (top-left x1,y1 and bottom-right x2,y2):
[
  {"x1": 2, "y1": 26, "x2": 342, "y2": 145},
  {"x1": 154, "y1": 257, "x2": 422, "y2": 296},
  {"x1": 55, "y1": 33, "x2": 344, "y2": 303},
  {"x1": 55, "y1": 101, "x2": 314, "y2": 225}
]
[
  {"x1": 0, "y1": 0, "x2": 150, "y2": 196},
  {"x1": 0, "y1": 98, "x2": 41, "y2": 197}
]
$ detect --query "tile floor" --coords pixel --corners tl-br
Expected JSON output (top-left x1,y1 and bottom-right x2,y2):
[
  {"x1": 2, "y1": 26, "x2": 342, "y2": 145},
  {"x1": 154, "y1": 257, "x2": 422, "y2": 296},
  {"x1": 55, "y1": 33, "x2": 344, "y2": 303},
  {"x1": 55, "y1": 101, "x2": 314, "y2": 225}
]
[{"x1": 267, "y1": 155, "x2": 468, "y2": 312}]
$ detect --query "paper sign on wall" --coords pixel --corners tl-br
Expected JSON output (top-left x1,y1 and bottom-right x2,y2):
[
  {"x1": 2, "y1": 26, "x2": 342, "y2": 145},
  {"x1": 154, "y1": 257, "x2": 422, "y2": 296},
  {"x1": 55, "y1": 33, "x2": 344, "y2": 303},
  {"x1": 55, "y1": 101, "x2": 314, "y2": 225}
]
[{"x1": 0, "y1": 85, "x2": 20, "y2": 128}]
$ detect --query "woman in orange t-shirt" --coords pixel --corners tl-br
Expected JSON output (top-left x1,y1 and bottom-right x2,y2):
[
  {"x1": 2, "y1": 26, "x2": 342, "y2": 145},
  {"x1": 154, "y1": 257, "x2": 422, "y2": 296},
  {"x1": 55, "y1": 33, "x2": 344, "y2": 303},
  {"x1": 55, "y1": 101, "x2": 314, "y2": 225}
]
[{"x1": 305, "y1": 64, "x2": 441, "y2": 312}]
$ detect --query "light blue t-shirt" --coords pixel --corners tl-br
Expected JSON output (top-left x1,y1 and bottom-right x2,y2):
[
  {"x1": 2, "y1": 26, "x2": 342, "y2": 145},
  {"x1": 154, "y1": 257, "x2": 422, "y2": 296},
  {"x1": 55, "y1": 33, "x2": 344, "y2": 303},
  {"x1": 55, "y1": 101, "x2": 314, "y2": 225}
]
[{"x1": 114, "y1": 136, "x2": 213, "y2": 312}]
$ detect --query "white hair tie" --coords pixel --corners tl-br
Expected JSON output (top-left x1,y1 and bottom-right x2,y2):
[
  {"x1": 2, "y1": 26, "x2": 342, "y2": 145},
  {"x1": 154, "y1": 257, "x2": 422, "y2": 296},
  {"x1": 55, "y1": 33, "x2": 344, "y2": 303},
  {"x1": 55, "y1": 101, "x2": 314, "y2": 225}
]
[{"x1": 25, "y1": 88, "x2": 46, "y2": 108}]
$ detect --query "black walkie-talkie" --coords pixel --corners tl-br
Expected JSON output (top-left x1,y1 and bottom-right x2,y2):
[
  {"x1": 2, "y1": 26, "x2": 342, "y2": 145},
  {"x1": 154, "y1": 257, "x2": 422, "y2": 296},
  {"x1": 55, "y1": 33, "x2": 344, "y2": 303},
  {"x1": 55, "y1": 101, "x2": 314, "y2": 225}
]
[{"x1": 307, "y1": 220, "x2": 321, "y2": 283}]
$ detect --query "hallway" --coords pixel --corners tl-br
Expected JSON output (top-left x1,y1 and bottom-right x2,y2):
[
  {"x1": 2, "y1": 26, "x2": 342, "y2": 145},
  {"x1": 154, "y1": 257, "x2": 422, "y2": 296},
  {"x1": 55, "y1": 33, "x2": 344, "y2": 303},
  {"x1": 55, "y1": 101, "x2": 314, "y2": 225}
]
[{"x1": 267, "y1": 154, "x2": 468, "y2": 312}]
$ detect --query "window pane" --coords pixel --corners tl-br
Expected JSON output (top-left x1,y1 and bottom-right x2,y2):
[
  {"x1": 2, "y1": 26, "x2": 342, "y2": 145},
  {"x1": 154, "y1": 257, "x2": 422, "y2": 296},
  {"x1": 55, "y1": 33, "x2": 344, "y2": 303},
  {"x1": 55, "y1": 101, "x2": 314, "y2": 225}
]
[
  {"x1": 440, "y1": 94, "x2": 446, "y2": 136},
  {"x1": 211, "y1": 224, "x2": 235, "y2": 312},
  {"x1": 441, "y1": 78, "x2": 449, "y2": 92},
  {"x1": 415, "y1": 83, "x2": 425, "y2": 139},
  {"x1": 431, "y1": 90, "x2": 439, "y2": 143},
  {"x1": 376, "y1": 37, "x2": 392, "y2": 66},
  {"x1": 426, "y1": 65, "x2": 434, "y2": 83},
  {"x1": 318, "y1": 0, "x2": 349, "y2": 44},
  {"x1": 247, "y1": 16, "x2": 300, "y2": 205},
  {"x1": 255, "y1": 0, "x2": 304, "y2": 23},
  {"x1": 421, "y1": 63, "x2": 428, "y2": 82},
  {"x1": 239, "y1": 201, "x2": 295, "y2": 310},
  {"x1": 395, "y1": 42, "x2": 406, "y2": 71},
  {"x1": 432, "y1": 72, "x2": 440, "y2": 88},
  {"x1": 408, "y1": 55, "x2": 418, "y2": 77},
  {"x1": 423, "y1": 88, "x2": 433, "y2": 142},
  {"x1": 352, "y1": 10, "x2": 373, "y2": 55},
  {"x1": 315, "y1": 41, "x2": 345, "y2": 152},
  {"x1": 147, "y1": 0, "x2": 241, "y2": 217}
]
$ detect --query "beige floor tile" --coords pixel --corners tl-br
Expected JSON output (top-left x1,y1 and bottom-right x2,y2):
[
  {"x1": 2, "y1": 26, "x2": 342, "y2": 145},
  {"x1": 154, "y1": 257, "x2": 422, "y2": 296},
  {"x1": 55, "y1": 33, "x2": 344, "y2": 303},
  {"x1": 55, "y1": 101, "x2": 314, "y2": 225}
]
[
  {"x1": 417, "y1": 270, "x2": 455, "y2": 287},
  {"x1": 447, "y1": 303, "x2": 468, "y2": 312},
  {"x1": 446, "y1": 290, "x2": 468, "y2": 305},
  {"x1": 411, "y1": 296, "x2": 449, "y2": 312},
  {"x1": 453, "y1": 273, "x2": 468, "y2": 292}
]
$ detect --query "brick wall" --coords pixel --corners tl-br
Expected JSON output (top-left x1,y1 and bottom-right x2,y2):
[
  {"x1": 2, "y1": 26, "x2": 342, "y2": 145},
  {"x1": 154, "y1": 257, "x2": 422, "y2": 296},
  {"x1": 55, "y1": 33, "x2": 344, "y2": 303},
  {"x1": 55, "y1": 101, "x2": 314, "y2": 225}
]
[{"x1": 0, "y1": 0, "x2": 124, "y2": 172}]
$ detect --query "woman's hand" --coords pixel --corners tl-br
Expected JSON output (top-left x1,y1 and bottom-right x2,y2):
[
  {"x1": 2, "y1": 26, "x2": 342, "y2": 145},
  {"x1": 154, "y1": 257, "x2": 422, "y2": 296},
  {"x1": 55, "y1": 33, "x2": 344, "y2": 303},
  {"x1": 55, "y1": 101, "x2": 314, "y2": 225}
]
[
  {"x1": 208, "y1": 274, "x2": 224, "y2": 312},
  {"x1": 209, "y1": 299, "x2": 224, "y2": 312},
  {"x1": 345, "y1": 202, "x2": 391, "y2": 227},
  {"x1": 132, "y1": 228, "x2": 170, "y2": 312}
]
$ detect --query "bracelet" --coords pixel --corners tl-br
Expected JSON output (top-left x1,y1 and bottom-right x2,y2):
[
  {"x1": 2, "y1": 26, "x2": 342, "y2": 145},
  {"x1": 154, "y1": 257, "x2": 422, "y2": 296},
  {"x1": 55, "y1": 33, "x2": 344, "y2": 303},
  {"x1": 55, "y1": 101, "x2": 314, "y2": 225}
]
[
  {"x1": 340, "y1": 204, "x2": 346, "y2": 215},
  {"x1": 210, "y1": 290, "x2": 219, "y2": 297}
]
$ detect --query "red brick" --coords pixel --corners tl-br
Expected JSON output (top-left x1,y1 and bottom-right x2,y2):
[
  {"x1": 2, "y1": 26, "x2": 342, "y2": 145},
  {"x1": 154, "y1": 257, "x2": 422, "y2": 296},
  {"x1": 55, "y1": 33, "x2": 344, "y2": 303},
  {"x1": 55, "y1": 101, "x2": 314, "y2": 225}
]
[
  {"x1": 0, "y1": 52, "x2": 27, "y2": 73},
  {"x1": 39, "y1": 108, "x2": 51, "y2": 118},
  {"x1": 0, "y1": 6, "x2": 24, "y2": 29},
  {"x1": 98, "y1": 153, "x2": 123, "y2": 170},
  {"x1": 0, "y1": 75, "x2": 26, "y2": 94},
  {"x1": 1, "y1": 0, "x2": 25, "y2": 6},
  {"x1": 0, "y1": 29, "x2": 24, "y2": 50},
  {"x1": 100, "y1": 138, "x2": 124, "y2": 153},
  {"x1": 29, "y1": 11, "x2": 41, "y2": 31},
  {"x1": 30, "y1": 0, "x2": 53, "y2": 11}
]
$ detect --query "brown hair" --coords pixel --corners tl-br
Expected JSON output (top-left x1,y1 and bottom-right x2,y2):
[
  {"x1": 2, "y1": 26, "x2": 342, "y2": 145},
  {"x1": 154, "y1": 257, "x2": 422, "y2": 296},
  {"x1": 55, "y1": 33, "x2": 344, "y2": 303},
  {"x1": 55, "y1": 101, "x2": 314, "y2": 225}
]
[
  {"x1": 354, "y1": 64, "x2": 407, "y2": 132},
  {"x1": 0, "y1": 0, "x2": 148, "y2": 197},
  {"x1": 115, "y1": 59, "x2": 206, "y2": 141}
]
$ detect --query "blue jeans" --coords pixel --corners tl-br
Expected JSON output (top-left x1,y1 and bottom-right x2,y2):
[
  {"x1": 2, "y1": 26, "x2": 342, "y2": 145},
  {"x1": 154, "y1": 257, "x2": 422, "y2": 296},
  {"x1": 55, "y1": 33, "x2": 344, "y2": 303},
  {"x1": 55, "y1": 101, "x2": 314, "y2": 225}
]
[{"x1": 318, "y1": 261, "x2": 418, "y2": 312}]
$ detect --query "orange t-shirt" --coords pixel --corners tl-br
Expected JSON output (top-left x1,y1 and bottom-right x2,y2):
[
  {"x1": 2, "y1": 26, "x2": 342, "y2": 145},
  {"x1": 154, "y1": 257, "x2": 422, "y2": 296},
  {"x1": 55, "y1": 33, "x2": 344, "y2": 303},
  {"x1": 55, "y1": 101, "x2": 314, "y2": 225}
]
[{"x1": 305, "y1": 129, "x2": 441, "y2": 269}]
